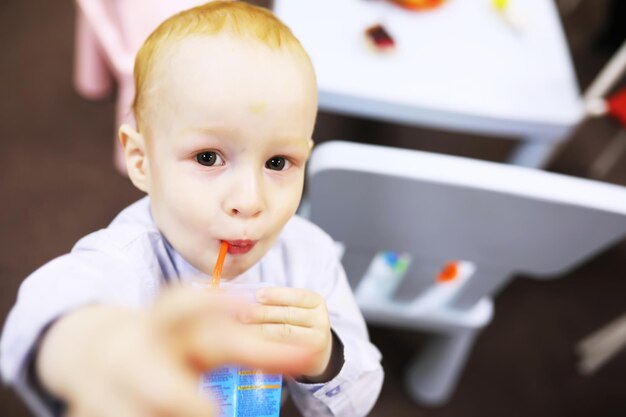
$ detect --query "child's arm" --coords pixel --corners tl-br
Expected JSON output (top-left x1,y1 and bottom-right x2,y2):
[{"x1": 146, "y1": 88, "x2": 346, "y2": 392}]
[
  {"x1": 36, "y1": 286, "x2": 316, "y2": 417},
  {"x1": 246, "y1": 216, "x2": 385, "y2": 417},
  {"x1": 295, "y1": 260, "x2": 384, "y2": 417}
]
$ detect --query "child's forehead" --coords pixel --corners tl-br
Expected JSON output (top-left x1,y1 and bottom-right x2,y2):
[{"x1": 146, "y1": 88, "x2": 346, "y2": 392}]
[
  {"x1": 145, "y1": 35, "x2": 308, "y2": 102},
  {"x1": 138, "y1": 33, "x2": 317, "y2": 136},
  {"x1": 151, "y1": 34, "x2": 314, "y2": 97},
  {"x1": 155, "y1": 32, "x2": 304, "y2": 72}
]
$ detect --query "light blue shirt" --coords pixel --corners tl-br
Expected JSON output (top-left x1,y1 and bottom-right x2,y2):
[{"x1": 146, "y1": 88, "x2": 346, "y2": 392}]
[{"x1": 0, "y1": 197, "x2": 383, "y2": 417}]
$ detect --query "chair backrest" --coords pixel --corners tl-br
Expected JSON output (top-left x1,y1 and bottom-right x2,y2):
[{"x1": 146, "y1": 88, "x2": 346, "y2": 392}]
[{"x1": 306, "y1": 141, "x2": 626, "y2": 310}]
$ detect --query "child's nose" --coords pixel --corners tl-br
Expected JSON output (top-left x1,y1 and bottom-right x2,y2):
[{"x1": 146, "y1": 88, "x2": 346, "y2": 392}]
[{"x1": 223, "y1": 172, "x2": 265, "y2": 218}]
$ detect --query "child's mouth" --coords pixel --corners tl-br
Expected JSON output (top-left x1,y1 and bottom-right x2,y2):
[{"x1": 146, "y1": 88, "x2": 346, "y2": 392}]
[{"x1": 225, "y1": 240, "x2": 256, "y2": 255}]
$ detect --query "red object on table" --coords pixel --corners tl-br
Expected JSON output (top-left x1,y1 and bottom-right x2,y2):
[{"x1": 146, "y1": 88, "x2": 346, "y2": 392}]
[
  {"x1": 365, "y1": 24, "x2": 395, "y2": 52},
  {"x1": 607, "y1": 88, "x2": 626, "y2": 127},
  {"x1": 388, "y1": 0, "x2": 446, "y2": 11}
]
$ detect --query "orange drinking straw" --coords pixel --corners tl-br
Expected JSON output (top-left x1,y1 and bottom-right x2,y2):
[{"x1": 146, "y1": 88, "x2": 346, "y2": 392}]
[{"x1": 212, "y1": 241, "x2": 229, "y2": 289}]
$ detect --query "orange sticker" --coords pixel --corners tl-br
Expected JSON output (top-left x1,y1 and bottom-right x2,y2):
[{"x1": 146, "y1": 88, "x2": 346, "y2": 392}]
[
  {"x1": 389, "y1": 0, "x2": 446, "y2": 11},
  {"x1": 436, "y1": 261, "x2": 459, "y2": 283}
]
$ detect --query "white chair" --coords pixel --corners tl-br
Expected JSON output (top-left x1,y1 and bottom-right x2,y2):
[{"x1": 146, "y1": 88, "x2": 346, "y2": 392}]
[{"x1": 304, "y1": 141, "x2": 626, "y2": 405}]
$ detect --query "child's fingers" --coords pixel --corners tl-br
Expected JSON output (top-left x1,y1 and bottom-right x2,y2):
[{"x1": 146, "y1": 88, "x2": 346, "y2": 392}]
[
  {"x1": 250, "y1": 322, "x2": 316, "y2": 344},
  {"x1": 146, "y1": 380, "x2": 216, "y2": 417},
  {"x1": 120, "y1": 354, "x2": 216, "y2": 417},
  {"x1": 241, "y1": 304, "x2": 314, "y2": 327},
  {"x1": 150, "y1": 285, "x2": 248, "y2": 335},
  {"x1": 221, "y1": 328, "x2": 317, "y2": 375},
  {"x1": 255, "y1": 287, "x2": 322, "y2": 308},
  {"x1": 188, "y1": 321, "x2": 315, "y2": 375},
  {"x1": 67, "y1": 387, "x2": 157, "y2": 417},
  {"x1": 93, "y1": 397, "x2": 154, "y2": 417},
  {"x1": 149, "y1": 285, "x2": 319, "y2": 375}
]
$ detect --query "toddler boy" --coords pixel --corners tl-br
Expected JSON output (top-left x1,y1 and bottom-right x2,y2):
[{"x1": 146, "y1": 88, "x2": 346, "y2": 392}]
[{"x1": 0, "y1": 2, "x2": 384, "y2": 416}]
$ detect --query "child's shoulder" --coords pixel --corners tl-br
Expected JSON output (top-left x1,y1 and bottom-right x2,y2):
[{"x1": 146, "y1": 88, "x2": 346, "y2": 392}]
[
  {"x1": 263, "y1": 215, "x2": 343, "y2": 290},
  {"x1": 16, "y1": 198, "x2": 164, "y2": 309},
  {"x1": 72, "y1": 197, "x2": 163, "y2": 260},
  {"x1": 272, "y1": 215, "x2": 342, "y2": 270},
  {"x1": 280, "y1": 214, "x2": 336, "y2": 250}
]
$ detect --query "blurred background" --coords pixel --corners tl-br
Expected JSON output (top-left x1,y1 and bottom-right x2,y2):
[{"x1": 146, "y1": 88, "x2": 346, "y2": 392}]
[{"x1": 1, "y1": 0, "x2": 625, "y2": 416}]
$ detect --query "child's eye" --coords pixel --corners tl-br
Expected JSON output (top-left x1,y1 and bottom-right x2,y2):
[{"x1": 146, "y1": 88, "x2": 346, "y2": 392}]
[
  {"x1": 265, "y1": 156, "x2": 291, "y2": 171},
  {"x1": 195, "y1": 151, "x2": 224, "y2": 167}
]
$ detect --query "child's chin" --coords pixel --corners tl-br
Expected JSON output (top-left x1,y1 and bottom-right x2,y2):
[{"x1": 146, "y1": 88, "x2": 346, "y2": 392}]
[{"x1": 221, "y1": 263, "x2": 251, "y2": 280}]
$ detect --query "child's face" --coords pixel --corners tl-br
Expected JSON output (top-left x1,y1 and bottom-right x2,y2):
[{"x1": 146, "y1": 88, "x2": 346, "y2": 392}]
[{"x1": 135, "y1": 34, "x2": 317, "y2": 279}]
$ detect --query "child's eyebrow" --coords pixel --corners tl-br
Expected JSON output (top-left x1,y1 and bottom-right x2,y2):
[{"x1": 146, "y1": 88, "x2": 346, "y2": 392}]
[
  {"x1": 266, "y1": 137, "x2": 311, "y2": 153},
  {"x1": 177, "y1": 127, "x2": 234, "y2": 146},
  {"x1": 181, "y1": 127, "x2": 227, "y2": 138},
  {"x1": 179, "y1": 127, "x2": 311, "y2": 153}
]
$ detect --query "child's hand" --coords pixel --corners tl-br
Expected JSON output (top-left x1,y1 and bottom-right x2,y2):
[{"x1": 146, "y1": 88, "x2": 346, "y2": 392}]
[
  {"x1": 37, "y1": 286, "x2": 316, "y2": 417},
  {"x1": 243, "y1": 287, "x2": 335, "y2": 380}
]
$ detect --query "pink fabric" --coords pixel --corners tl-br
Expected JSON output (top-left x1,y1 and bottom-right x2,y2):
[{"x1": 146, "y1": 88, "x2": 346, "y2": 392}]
[{"x1": 73, "y1": 0, "x2": 209, "y2": 173}]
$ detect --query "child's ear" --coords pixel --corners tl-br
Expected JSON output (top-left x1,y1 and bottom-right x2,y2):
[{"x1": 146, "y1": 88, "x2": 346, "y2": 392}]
[{"x1": 119, "y1": 124, "x2": 150, "y2": 193}]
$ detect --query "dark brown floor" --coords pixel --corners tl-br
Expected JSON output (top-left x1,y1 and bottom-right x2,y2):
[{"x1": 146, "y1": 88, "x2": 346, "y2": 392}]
[{"x1": 1, "y1": 0, "x2": 625, "y2": 416}]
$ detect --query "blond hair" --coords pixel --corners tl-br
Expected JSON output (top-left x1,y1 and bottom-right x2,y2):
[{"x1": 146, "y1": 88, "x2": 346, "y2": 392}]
[{"x1": 132, "y1": 1, "x2": 309, "y2": 129}]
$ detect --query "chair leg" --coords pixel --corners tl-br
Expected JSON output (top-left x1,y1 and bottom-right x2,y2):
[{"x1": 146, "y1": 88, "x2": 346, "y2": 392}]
[
  {"x1": 74, "y1": 8, "x2": 114, "y2": 100},
  {"x1": 589, "y1": 130, "x2": 626, "y2": 178},
  {"x1": 576, "y1": 312, "x2": 626, "y2": 375},
  {"x1": 404, "y1": 329, "x2": 479, "y2": 406},
  {"x1": 508, "y1": 139, "x2": 558, "y2": 168}
]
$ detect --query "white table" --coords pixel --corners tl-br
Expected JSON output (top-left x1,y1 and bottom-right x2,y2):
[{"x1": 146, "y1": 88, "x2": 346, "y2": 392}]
[{"x1": 273, "y1": 0, "x2": 584, "y2": 167}]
